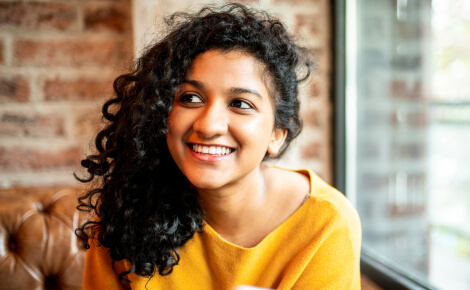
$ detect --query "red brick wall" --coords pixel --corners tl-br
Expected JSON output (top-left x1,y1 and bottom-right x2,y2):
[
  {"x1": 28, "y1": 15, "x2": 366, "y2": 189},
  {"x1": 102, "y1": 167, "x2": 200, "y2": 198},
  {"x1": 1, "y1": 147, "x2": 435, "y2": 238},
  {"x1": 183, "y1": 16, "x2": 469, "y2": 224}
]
[
  {"x1": 0, "y1": 0, "x2": 133, "y2": 188},
  {"x1": 294, "y1": 0, "x2": 333, "y2": 183},
  {"x1": 1, "y1": 0, "x2": 333, "y2": 187}
]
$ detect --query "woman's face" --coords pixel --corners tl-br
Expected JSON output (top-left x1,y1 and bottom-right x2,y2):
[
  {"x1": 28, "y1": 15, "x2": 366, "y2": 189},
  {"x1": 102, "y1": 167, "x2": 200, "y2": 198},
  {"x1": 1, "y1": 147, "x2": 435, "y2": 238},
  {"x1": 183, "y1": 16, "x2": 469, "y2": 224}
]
[{"x1": 166, "y1": 49, "x2": 286, "y2": 191}]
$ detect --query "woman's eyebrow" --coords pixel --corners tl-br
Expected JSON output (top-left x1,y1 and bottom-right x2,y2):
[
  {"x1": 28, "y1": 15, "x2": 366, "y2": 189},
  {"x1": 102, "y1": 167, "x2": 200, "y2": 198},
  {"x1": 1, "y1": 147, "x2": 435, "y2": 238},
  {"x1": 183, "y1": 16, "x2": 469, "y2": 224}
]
[
  {"x1": 183, "y1": 79, "x2": 205, "y2": 89},
  {"x1": 229, "y1": 87, "x2": 263, "y2": 99},
  {"x1": 183, "y1": 79, "x2": 263, "y2": 99}
]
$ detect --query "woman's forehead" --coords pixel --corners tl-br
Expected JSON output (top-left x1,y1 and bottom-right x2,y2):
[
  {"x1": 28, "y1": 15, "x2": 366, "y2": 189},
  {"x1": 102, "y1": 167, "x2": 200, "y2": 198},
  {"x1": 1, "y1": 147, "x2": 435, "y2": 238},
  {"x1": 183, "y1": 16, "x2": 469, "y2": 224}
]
[{"x1": 186, "y1": 49, "x2": 277, "y2": 99}]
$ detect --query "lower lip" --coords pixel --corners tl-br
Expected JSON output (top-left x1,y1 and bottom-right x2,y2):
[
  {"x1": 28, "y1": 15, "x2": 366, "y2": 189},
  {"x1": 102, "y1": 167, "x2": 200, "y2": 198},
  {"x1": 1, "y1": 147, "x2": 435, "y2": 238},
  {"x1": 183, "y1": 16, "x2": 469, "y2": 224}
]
[{"x1": 189, "y1": 147, "x2": 234, "y2": 162}]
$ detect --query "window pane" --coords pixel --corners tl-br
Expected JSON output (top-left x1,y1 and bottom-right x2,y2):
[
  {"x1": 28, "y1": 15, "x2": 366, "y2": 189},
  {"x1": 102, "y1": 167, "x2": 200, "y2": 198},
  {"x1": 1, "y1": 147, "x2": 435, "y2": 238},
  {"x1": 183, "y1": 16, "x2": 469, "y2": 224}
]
[{"x1": 347, "y1": 0, "x2": 470, "y2": 289}]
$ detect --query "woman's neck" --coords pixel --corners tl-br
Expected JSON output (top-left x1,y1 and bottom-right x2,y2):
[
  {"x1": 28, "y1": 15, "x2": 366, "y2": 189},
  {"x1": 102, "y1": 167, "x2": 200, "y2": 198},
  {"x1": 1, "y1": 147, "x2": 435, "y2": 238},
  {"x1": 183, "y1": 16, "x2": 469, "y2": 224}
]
[
  {"x1": 196, "y1": 165, "x2": 271, "y2": 247},
  {"x1": 195, "y1": 165, "x2": 311, "y2": 248}
]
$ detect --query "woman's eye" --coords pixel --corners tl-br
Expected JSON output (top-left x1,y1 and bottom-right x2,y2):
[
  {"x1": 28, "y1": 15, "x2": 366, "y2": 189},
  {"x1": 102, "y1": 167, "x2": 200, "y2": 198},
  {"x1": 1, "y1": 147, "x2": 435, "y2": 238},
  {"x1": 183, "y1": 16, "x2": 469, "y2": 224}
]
[
  {"x1": 230, "y1": 99, "x2": 253, "y2": 109},
  {"x1": 179, "y1": 94, "x2": 202, "y2": 104}
]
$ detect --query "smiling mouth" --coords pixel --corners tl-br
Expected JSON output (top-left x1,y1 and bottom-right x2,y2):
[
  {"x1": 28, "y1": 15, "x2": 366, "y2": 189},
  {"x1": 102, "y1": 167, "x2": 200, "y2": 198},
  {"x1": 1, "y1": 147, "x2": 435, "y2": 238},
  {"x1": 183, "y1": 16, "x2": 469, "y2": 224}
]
[{"x1": 191, "y1": 144, "x2": 234, "y2": 156}]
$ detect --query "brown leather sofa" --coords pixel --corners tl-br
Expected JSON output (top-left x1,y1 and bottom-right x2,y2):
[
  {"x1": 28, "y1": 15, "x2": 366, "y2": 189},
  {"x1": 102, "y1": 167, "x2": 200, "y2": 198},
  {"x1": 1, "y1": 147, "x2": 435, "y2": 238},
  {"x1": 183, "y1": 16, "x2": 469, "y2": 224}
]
[
  {"x1": 0, "y1": 187, "x2": 381, "y2": 290},
  {"x1": 0, "y1": 187, "x2": 86, "y2": 289}
]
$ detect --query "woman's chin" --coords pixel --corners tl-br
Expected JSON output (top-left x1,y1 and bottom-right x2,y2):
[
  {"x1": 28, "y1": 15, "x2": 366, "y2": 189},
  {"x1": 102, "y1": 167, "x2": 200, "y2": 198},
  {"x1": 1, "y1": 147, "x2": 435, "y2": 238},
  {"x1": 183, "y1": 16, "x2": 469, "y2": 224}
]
[{"x1": 188, "y1": 178, "x2": 227, "y2": 191}]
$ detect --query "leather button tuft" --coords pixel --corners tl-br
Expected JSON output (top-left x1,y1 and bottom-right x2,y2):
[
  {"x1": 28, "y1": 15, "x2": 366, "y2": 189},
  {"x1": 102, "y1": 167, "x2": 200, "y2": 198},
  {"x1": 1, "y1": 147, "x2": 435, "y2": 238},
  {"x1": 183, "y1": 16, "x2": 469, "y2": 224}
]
[
  {"x1": 44, "y1": 276, "x2": 60, "y2": 290},
  {"x1": 36, "y1": 201, "x2": 45, "y2": 213},
  {"x1": 8, "y1": 234, "x2": 18, "y2": 252},
  {"x1": 36, "y1": 201, "x2": 52, "y2": 214}
]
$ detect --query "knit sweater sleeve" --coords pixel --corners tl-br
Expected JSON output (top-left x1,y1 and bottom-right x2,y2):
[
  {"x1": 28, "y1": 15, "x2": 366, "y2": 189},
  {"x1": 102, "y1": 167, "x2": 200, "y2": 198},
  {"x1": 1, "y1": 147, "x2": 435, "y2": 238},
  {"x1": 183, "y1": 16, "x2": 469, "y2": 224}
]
[{"x1": 291, "y1": 199, "x2": 362, "y2": 289}]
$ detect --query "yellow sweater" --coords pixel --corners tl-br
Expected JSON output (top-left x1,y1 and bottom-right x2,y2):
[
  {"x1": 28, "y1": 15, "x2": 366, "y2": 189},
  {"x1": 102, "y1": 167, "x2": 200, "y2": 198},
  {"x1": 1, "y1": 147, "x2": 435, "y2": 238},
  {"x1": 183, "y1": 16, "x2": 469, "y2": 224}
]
[{"x1": 83, "y1": 169, "x2": 362, "y2": 289}]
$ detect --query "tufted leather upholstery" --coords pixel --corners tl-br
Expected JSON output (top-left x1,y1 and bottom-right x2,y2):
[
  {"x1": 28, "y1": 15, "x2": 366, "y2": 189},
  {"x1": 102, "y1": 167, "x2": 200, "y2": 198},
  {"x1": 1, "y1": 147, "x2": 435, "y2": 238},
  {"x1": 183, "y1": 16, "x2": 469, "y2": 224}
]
[{"x1": 0, "y1": 187, "x2": 87, "y2": 290}]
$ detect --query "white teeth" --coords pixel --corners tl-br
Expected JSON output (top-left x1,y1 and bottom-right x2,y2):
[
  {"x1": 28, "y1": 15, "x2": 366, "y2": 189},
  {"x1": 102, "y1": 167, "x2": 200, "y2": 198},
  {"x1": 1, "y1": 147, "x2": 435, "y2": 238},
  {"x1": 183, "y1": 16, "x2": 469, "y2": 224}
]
[
  {"x1": 208, "y1": 146, "x2": 215, "y2": 154},
  {"x1": 192, "y1": 144, "x2": 232, "y2": 156}
]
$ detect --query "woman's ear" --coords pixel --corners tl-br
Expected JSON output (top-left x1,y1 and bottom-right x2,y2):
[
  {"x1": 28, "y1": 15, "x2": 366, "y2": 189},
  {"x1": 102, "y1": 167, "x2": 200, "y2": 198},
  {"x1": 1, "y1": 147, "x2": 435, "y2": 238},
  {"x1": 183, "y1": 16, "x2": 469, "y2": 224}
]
[{"x1": 267, "y1": 128, "x2": 288, "y2": 155}]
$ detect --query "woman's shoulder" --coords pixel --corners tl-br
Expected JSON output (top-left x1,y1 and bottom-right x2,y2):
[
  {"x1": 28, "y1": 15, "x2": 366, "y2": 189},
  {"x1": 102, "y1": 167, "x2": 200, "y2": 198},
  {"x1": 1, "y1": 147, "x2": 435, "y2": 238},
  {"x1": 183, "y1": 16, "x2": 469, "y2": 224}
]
[
  {"x1": 264, "y1": 165, "x2": 311, "y2": 209},
  {"x1": 268, "y1": 165, "x2": 360, "y2": 231},
  {"x1": 308, "y1": 170, "x2": 358, "y2": 218},
  {"x1": 302, "y1": 169, "x2": 361, "y2": 243}
]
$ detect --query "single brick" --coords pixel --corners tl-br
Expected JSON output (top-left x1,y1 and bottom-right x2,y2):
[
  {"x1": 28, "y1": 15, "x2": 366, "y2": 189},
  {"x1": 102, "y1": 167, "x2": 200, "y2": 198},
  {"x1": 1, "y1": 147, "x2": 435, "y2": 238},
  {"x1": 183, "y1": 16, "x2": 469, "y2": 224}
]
[
  {"x1": 300, "y1": 142, "x2": 321, "y2": 159},
  {"x1": 0, "y1": 145, "x2": 82, "y2": 170},
  {"x1": 84, "y1": 4, "x2": 130, "y2": 33},
  {"x1": 0, "y1": 76, "x2": 30, "y2": 103},
  {"x1": 295, "y1": 14, "x2": 323, "y2": 37},
  {"x1": 0, "y1": 40, "x2": 3, "y2": 64},
  {"x1": 390, "y1": 80, "x2": 423, "y2": 101},
  {"x1": 73, "y1": 110, "x2": 104, "y2": 138},
  {"x1": 44, "y1": 78, "x2": 113, "y2": 101},
  {"x1": 395, "y1": 143, "x2": 425, "y2": 159},
  {"x1": 14, "y1": 39, "x2": 129, "y2": 67},
  {"x1": 390, "y1": 110, "x2": 427, "y2": 128},
  {"x1": 0, "y1": 2, "x2": 77, "y2": 31},
  {"x1": 302, "y1": 109, "x2": 321, "y2": 127},
  {"x1": 407, "y1": 111, "x2": 427, "y2": 127},
  {"x1": 309, "y1": 81, "x2": 321, "y2": 98},
  {"x1": 0, "y1": 112, "x2": 65, "y2": 137},
  {"x1": 396, "y1": 21, "x2": 422, "y2": 40}
]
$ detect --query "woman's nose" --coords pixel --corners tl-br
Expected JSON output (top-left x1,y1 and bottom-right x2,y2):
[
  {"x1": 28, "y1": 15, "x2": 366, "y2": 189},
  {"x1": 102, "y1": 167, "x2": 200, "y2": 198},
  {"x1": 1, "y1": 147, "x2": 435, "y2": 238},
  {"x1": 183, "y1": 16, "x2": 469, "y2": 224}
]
[{"x1": 193, "y1": 103, "x2": 228, "y2": 138}]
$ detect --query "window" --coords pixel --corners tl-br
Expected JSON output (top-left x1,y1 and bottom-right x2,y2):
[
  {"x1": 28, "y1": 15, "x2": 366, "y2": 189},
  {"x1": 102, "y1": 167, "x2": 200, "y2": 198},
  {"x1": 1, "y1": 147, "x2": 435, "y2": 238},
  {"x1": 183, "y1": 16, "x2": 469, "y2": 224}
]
[{"x1": 337, "y1": 0, "x2": 470, "y2": 289}]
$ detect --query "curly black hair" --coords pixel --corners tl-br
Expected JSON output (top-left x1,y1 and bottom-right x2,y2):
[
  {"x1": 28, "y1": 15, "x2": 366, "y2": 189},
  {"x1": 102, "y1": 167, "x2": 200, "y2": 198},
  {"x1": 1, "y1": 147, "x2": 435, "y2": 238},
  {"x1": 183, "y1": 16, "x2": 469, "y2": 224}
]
[{"x1": 76, "y1": 2, "x2": 311, "y2": 282}]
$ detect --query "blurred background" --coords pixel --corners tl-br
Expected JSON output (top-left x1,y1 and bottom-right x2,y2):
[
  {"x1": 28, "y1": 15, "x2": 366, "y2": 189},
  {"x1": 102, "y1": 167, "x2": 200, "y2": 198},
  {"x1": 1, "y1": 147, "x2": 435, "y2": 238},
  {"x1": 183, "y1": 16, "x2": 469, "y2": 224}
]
[
  {"x1": 346, "y1": 0, "x2": 470, "y2": 289},
  {"x1": 0, "y1": 0, "x2": 468, "y2": 289},
  {"x1": 0, "y1": 0, "x2": 332, "y2": 188}
]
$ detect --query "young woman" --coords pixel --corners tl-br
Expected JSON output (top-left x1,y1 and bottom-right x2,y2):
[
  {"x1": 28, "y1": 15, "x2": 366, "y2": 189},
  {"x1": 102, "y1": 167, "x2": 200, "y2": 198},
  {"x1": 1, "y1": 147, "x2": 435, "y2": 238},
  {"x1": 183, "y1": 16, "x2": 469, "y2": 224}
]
[{"x1": 77, "y1": 3, "x2": 361, "y2": 289}]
